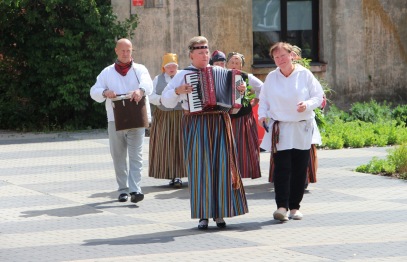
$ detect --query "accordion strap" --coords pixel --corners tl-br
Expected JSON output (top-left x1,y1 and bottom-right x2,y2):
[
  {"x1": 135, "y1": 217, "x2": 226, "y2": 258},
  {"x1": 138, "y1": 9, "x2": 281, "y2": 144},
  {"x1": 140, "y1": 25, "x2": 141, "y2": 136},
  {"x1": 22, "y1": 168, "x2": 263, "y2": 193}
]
[{"x1": 183, "y1": 66, "x2": 199, "y2": 71}]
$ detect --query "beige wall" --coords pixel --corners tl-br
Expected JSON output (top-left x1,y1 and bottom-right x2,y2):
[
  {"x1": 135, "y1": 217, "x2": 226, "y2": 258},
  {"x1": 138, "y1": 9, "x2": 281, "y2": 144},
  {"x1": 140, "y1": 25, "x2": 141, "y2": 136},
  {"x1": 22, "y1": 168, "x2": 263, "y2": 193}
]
[
  {"x1": 112, "y1": 0, "x2": 407, "y2": 109},
  {"x1": 321, "y1": 0, "x2": 407, "y2": 108},
  {"x1": 112, "y1": 0, "x2": 253, "y2": 77}
]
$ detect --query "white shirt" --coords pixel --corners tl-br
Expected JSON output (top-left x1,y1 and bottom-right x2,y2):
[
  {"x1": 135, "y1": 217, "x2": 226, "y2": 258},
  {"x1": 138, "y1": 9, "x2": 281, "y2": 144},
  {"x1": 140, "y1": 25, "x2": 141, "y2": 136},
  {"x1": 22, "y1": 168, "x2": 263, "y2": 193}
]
[
  {"x1": 90, "y1": 63, "x2": 153, "y2": 122},
  {"x1": 247, "y1": 74, "x2": 263, "y2": 98},
  {"x1": 258, "y1": 64, "x2": 323, "y2": 150},
  {"x1": 149, "y1": 71, "x2": 180, "y2": 106},
  {"x1": 161, "y1": 65, "x2": 206, "y2": 110}
]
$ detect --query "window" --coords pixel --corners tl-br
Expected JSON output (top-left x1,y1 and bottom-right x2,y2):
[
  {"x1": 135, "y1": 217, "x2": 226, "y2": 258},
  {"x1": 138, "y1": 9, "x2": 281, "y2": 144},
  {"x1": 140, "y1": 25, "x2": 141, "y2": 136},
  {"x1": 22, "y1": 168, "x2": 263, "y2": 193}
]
[
  {"x1": 145, "y1": 0, "x2": 164, "y2": 8},
  {"x1": 252, "y1": 0, "x2": 319, "y2": 64}
]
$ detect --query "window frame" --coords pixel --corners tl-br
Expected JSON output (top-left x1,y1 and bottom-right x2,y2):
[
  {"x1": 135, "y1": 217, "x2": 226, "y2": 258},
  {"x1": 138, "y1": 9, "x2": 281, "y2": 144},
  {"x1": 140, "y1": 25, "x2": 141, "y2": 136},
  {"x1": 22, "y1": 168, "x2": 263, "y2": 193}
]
[{"x1": 252, "y1": 0, "x2": 320, "y2": 65}]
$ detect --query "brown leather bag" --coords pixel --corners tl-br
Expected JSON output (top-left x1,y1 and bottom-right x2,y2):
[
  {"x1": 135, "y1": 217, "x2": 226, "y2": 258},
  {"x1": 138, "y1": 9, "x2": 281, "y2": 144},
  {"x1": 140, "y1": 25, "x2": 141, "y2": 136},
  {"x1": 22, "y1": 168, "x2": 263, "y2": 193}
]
[{"x1": 111, "y1": 94, "x2": 148, "y2": 131}]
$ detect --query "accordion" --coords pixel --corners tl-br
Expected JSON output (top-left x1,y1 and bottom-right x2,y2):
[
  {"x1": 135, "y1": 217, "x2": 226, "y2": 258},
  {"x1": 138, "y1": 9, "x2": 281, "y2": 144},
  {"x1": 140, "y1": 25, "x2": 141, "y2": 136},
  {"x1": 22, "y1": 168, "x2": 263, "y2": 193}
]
[{"x1": 185, "y1": 67, "x2": 243, "y2": 114}]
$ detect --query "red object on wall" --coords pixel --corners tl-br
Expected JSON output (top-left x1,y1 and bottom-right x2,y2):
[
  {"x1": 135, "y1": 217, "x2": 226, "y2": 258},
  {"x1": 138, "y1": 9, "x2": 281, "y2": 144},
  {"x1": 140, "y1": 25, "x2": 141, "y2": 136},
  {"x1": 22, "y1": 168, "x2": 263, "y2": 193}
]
[{"x1": 132, "y1": 0, "x2": 144, "y2": 6}]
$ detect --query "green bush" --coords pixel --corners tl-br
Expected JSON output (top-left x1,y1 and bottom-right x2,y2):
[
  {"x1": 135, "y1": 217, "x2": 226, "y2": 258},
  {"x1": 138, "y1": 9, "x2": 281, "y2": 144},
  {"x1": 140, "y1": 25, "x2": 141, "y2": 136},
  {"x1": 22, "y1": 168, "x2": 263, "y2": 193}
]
[
  {"x1": 321, "y1": 101, "x2": 407, "y2": 149},
  {"x1": 355, "y1": 157, "x2": 396, "y2": 174},
  {"x1": 356, "y1": 143, "x2": 407, "y2": 179},
  {"x1": 387, "y1": 143, "x2": 407, "y2": 174},
  {"x1": 391, "y1": 104, "x2": 407, "y2": 127},
  {"x1": 347, "y1": 100, "x2": 392, "y2": 123},
  {"x1": 395, "y1": 128, "x2": 407, "y2": 144},
  {"x1": 321, "y1": 134, "x2": 344, "y2": 149},
  {"x1": 325, "y1": 105, "x2": 349, "y2": 123},
  {"x1": 0, "y1": 0, "x2": 138, "y2": 131}
]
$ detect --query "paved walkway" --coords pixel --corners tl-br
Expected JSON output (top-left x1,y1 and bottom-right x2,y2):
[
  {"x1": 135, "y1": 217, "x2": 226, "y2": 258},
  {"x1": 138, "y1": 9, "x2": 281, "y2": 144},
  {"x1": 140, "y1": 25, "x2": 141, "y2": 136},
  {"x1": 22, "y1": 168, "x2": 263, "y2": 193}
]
[{"x1": 0, "y1": 130, "x2": 406, "y2": 262}]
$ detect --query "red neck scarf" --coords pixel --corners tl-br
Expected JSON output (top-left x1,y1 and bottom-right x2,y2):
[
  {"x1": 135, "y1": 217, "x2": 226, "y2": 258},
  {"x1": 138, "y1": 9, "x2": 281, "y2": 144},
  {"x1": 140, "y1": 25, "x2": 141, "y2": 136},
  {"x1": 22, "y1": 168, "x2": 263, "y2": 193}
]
[{"x1": 114, "y1": 59, "x2": 133, "y2": 76}]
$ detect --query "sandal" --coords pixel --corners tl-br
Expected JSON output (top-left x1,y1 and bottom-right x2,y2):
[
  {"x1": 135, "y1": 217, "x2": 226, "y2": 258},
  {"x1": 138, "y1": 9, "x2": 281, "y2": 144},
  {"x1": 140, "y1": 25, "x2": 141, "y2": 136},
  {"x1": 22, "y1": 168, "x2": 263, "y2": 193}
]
[
  {"x1": 198, "y1": 218, "x2": 208, "y2": 230},
  {"x1": 174, "y1": 178, "x2": 182, "y2": 188}
]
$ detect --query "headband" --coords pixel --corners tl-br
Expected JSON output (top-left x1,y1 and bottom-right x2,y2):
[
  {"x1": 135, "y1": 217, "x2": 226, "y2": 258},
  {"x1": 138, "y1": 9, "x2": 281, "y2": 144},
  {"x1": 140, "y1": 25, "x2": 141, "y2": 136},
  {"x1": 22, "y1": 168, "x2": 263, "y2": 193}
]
[{"x1": 190, "y1": 45, "x2": 208, "y2": 51}]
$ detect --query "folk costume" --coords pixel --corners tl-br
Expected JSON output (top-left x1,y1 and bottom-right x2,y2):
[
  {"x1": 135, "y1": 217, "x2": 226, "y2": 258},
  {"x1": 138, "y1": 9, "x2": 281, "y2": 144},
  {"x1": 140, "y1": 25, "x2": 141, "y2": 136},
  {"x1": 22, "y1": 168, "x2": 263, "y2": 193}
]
[
  {"x1": 258, "y1": 63, "x2": 323, "y2": 211},
  {"x1": 90, "y1": 61, "x2": 153, "y2": 197},
  {"x1": 148, "y1": 53, "x2": 187, "y2": 184},
  {"x1": 161, "y1": 65, "x2": 249, "y2": 220},
  {"x1": 230, "y1": 73, "x2": 263, "y2": 179}
]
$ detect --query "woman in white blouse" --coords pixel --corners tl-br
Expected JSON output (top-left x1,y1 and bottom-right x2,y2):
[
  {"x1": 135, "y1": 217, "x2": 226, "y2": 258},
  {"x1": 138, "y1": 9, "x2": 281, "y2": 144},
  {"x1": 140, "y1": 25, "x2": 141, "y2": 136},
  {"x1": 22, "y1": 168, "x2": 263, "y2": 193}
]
[
  {"x1": 258, "y1": 42, "x2": 324, "y2": 222},
  {"x1": 161, "y1": 36, "x2": 248, "y2": 230}
]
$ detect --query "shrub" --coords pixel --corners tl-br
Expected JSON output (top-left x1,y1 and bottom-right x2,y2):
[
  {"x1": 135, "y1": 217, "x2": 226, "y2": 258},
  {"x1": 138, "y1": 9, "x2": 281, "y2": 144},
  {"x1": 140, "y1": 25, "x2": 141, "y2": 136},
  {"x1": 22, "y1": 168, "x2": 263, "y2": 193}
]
[
  {"x1": 325, "y1": 105, "x2": 349, "y2": 123},
  {"x1": 0, "y1": 0, "x2": 138, "y2": 131},
  {"x1": 387, "y1": 143, "x2": 407, "y2": 174},
  {"x1": 321, "y1": 135, "x2": 344, "y2": 149},
  {"x1": 356, "y1": 143, "x2": 407, "y2": 180},
  {"x1": 391, "y1": 104, "x2": 407, "y2": 127},
  {"x1": 355, "y1": 157, "x2": 396, "y2": 175},
  {"x1": 395, "y1": 127, "x2": 407, "y2": 144},
  {"x1": 347, "y1": 100, "x2": 392, "y2": 123}
]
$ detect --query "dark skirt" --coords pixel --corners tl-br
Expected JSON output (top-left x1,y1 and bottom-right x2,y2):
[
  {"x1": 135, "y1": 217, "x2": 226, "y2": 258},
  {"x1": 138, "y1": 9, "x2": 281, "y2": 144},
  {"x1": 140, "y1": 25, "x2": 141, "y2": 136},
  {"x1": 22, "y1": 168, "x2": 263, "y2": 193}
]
[
  {"x1": 183, "y1": 111, "x2": 249, "y2": 219},
  {"x1": 148, "y1": 109, "x2": 187, "y2": 179},
  {"x1": 231, "y1": 112, "x2": 261, "y2": 179}
]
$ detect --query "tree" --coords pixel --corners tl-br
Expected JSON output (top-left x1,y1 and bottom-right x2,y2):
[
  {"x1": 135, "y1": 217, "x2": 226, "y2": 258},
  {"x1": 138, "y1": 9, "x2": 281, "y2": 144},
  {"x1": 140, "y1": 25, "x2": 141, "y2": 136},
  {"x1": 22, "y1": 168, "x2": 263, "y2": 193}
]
[{"x1": 0, "y1": 0, "x2": 138, "y2": 131}]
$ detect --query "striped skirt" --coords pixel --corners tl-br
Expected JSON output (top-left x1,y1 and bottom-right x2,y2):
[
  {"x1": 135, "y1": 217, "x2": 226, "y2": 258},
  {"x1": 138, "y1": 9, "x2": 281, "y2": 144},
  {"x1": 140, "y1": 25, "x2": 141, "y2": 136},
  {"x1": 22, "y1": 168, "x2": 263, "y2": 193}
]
[
  {"x1": 183, "y1": 111, "x2": 249, "y2": 219},
  {"x1": 231, "y1": 112, "x2": 261, "y2": 179},
  {"x1": 148, "y1": 109, "x2": 187, "y2": 179}
]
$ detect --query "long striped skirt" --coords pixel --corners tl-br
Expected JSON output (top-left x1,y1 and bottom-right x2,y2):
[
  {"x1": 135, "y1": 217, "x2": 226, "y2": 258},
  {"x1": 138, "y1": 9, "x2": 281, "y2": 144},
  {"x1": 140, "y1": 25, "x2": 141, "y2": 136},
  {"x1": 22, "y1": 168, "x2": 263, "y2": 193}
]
[
  {"x1": 231, "y1": 112, "x2": 261, "y2": 179},
  {"x1": 148, "y1": 109, "x2": 187, "y2": 179},
  {"x1": 183, "y1": 111, "x2": 249, "y2": 219}
]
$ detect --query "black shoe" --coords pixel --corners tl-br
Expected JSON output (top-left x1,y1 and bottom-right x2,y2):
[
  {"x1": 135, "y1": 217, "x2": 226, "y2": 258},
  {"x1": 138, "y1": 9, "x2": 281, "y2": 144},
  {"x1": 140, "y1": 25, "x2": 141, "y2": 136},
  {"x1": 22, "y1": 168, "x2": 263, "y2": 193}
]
[
  {"x1": 169, "y1": 178, "x2": 175, "y2": 186},
  {"x1": 198, "y1": 219, "x2": 208, "y2": 230},
  {"x1": 173, "y1": 178, "x2": 182, "y2": 188},
  {"x1": 130, "y1": 192, "x2": 144, "y2": 203},
  {"x1": 118, "y1": 193, "x2": 128, "y2": 202},
  {"x1": 213, "y1": 218, "x2": 226, "y2": 228}
]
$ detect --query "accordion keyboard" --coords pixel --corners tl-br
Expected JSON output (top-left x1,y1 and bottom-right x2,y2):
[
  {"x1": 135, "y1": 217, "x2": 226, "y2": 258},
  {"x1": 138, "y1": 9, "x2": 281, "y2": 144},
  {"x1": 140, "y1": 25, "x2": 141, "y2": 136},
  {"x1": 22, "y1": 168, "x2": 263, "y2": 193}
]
[{"x1": 185, "y1": 73, "x2": 203, "y2": 113}]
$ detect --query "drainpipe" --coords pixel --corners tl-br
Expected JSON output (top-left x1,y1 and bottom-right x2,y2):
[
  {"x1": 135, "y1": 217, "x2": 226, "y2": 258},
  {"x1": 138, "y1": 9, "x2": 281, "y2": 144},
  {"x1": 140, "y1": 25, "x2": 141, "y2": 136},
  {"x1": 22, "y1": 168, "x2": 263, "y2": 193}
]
[{"x1": 197, "y1": 0, "x2": 201, "y2": 35}]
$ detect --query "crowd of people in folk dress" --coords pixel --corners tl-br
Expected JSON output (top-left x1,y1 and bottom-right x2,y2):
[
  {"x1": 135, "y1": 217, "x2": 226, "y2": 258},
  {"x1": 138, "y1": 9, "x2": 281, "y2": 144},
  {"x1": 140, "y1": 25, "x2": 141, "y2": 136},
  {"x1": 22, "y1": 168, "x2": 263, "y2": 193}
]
[{"x1": 90, "y1": 36, "x2": 325, "y2": 230}]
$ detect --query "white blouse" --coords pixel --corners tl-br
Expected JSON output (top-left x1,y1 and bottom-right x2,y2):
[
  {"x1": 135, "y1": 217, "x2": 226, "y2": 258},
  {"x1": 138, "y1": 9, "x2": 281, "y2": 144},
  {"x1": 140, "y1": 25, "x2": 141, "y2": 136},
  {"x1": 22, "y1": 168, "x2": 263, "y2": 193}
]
[{"x1": 258, "y1": 64, "x2": 324, "y2": 151}]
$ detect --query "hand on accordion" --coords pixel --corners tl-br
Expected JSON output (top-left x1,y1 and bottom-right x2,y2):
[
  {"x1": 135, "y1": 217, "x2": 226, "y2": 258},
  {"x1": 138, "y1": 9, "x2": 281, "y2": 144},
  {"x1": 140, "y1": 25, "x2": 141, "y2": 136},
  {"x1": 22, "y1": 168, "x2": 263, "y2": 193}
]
[
  {"x1": 236, "y1": 82, "x2": 246, "y2": 95},
  {"x1": 175, "y1": 84, "x2": 193, "y2": 95}
]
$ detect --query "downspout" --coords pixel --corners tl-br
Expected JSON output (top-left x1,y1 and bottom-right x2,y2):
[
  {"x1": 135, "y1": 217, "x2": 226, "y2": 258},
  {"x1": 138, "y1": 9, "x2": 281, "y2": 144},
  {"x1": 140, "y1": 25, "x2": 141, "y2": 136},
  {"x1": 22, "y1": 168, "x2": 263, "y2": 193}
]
[{"x1": 197, "y1": 0, "x2": 201, "y2": 35}]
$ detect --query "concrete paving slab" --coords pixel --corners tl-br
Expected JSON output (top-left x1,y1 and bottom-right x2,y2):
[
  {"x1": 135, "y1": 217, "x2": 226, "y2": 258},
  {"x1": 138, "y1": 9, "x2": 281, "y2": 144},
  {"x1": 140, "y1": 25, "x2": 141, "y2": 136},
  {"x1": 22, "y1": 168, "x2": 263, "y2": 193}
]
[{"x1": 0, "y1": 131, "x2": 406, "y2": 262}]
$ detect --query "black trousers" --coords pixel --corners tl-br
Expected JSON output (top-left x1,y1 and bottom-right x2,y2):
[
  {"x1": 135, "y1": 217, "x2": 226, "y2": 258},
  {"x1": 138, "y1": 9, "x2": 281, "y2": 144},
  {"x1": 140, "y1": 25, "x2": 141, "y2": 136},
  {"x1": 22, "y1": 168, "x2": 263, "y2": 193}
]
[{"x1": 273, "y1": 149, "x2": 310, "y2": 210}]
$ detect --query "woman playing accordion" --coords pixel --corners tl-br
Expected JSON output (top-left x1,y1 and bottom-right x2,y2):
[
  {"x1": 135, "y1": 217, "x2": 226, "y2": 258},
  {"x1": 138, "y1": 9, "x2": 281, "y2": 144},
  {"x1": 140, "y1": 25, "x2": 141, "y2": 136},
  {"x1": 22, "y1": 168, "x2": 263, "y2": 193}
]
[{"x1": 161, "y1": 36, "x2": 248, "y2": 230}]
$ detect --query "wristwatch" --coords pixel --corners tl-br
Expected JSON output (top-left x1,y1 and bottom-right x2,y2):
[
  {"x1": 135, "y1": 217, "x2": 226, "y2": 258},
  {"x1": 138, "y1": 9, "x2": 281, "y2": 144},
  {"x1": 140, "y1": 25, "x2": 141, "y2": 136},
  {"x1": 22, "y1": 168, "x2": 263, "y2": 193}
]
[{"x1": 139, "y1": 88, "x2": 146, "y2": 96}]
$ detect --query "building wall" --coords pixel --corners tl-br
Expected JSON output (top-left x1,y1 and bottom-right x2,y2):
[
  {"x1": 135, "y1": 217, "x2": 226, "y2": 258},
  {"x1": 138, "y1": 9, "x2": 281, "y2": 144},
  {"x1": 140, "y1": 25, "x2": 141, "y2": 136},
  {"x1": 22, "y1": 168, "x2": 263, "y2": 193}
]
[
  {"x1": 112, "y1": 0, "x2": 253, "y2": 77},
  {"x1": 321, "y1": 0, "x2": 407, "y2": 108},
  {"x1": 112, "y1": 0, "x2": 407, "y2": 109}
]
